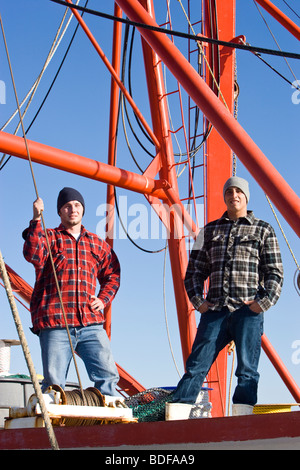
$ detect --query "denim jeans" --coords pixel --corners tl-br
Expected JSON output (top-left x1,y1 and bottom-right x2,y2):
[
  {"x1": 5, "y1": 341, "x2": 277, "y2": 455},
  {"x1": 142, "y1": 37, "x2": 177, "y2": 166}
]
[
  {"x1": 172, "y1": 305, "x2": 264, "y2": 406},
  {"x1": 39, "y1": 324, "x2": 119, "y2": 395}
]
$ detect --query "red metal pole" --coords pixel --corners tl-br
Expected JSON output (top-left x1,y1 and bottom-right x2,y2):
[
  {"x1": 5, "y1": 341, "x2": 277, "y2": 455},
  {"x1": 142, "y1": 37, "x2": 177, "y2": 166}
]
[
  {"x1": 203, "y1": 0, "x2": 235, "y2": 418},
  {"x1": 104, "y1": 3, "x2": 123, "y2": 340},
  {"x1": 255, "y1": 0, "x2": 300, "y2": 41},
  {"x1": 106, "y1": 3, "x2": 123, "y2": 243},
  {"x1": 0, "y1": 130, "x2": 199, "y2": 240},
  {"x1": 163, "y1": 186, "x2": 198, "y2": 239},
  {"x1": 0, "y1": 130, "x2": 166, "y2": 199},
  {"x1": 115, "y1": 0, "x2": 300, "y2": 237},
  {"x1": 138, "y1": 0, "x2": 197, "y2": 362}
]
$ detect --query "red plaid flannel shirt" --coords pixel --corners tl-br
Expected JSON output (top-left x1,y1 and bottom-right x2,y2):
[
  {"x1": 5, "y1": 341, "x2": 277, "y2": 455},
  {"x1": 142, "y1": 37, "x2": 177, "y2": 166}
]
[{"x1": 23, "y1": 220, "x2": 120, "y2": 333}]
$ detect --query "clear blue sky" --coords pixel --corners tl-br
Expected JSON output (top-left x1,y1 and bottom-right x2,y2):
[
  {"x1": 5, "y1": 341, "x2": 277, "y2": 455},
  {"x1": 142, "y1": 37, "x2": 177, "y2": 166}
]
[{"x1": 0, "y1": 1, "x2": 299, "y2": 409}]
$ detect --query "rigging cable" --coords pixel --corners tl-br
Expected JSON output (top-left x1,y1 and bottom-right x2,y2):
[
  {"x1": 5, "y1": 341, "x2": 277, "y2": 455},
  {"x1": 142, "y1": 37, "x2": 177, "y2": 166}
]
[
  {"x1": 120, "y1": 24, "x2": 155, "y2": 173},
  {"x1": 126, "y1": 25, "x2": 156, "y2": 152},
  {"x1": 0, "y1": 12, "x2": 87, "y2": 408},
  {"x1": 163, "y1": 241, "x2": 182, "y2": 379},
  {"x1": 113, "y1": 21, "x2": 167, "y2": 252},
  {"x1": 51, "y1": 0, "x2": 300, "y2": 60},
  {"x1": 253, "y1": 1, "x2": 299, "y2": 89},
  {"x1": 107, "y1": 31, "x2": 167, "y2": 254},
  {"x1": 0, "y1": 0, "x2": 89, "y2": 172},
  {"x1": 281, "y1": 0, "x2": 300, "y2": 20}
]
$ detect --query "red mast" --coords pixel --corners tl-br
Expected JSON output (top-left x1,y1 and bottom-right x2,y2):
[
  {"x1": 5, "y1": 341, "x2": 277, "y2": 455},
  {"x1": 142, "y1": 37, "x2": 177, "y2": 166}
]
[{"x1": 202, "y1": 0, "x2": 235, "y2": 417}]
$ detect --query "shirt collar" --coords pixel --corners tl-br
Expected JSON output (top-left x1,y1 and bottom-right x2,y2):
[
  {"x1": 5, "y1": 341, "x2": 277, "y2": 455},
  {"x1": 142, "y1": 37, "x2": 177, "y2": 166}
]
[
  {"x1": 220, "y1": 210, "x2": 255, "y2": 225},
  {"x1": 57, "y1": 223, "x2": 88, "y2": 235}
]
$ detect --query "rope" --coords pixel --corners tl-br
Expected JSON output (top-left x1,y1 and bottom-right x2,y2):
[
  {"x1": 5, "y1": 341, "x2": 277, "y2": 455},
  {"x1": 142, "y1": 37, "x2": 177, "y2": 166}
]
[
  {"x1": 0, "y1": 1, "x2": 88, "y2": 172},
  {"x1": 227, "y1": 346, "x2": 236, "y2": 416},
  {"x1": 163, "y1": 242, "x2": 182, "y2": 379},
  {"x1": 0, "y1": 1, "x2": 80, "y2": 172},
  {"x1": 1, "y1": 7, "x2": 68, "y2": 133},
  {"x1": 254, "y1": 0, "x2": 298, "y2": 83},
  {"x1": 0, "y1": 14, "x2": 86, "y2": 405},
  {"x1": 265, "y1": 194, "x2": 300, "y2": 273},
  {"x1": 282, "y1": 0, "x2": 300, "y2": 20},
  {"x1": 0, "y1": 250, "x2": 59, "y2": 450}
]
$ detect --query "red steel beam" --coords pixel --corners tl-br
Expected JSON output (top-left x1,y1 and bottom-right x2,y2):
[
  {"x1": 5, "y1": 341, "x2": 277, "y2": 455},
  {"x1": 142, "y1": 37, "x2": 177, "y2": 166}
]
[
  {"x1": 255, "y1": 0, "x2": 300, "y2": 41},
  {"x1": 138, "y1": 0, "x2": 197, "y2": 363},
  {"x1": 115, "y1": 0, "x2": 300, "y2": 237},
  {"x1": 0, "y1": 130, "x2": 200, "y2": 240},
  {"x1": 0, "y1": 130, "x2": 167, "y2": 199},
  {"x1": 0, "y1": 129, "x2": 202, "y2": 247},
  {"x1": 104, "y1": 3, "x2": 123, "y2": 340},
  {"x1": 106, "y1": 3, "x2": 123, "y2": 243}
]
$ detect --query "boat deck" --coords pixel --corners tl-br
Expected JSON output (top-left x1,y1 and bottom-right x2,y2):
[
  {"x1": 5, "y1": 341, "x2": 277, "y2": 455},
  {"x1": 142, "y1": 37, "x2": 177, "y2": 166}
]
[{"x1": 0, "y1": 410, "x2": 299, "y2": 450}]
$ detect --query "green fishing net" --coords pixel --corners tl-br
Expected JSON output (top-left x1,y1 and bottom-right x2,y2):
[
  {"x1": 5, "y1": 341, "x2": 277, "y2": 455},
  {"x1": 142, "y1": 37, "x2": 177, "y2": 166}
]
[{"x1": 125, "y1": 388, "x2": 173, "y2": 422}]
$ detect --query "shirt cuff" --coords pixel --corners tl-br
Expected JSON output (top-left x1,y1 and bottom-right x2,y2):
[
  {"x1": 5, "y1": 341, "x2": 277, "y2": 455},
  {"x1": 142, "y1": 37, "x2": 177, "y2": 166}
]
[
  {"x1": 22, "y1": 219, "x2": 41, "y2": 240},
  {"x1": 191, "y1": 295, "x2": 205, "y2": 311},
  {"x1": 256, "y1": 296, "x2": 272, "y2": 312}
]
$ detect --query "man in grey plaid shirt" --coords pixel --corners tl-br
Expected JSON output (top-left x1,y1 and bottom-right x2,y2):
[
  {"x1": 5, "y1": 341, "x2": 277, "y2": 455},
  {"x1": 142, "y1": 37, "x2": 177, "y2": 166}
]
[{"x1": 170, "y1": 176, "x2": 283, "y2": 417}]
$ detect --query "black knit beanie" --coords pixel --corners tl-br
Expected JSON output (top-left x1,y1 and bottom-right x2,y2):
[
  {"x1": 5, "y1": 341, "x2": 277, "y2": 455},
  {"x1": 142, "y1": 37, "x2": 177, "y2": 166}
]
[{"x1": 57, "y1": 187, "x2": 85, "y2": 214}]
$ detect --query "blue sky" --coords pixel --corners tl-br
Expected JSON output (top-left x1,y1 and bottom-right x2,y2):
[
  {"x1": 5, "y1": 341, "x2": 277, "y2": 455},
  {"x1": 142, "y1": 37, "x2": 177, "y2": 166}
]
[{"x1": 0, "y1": 0, "x2": 299, "y2": 410}]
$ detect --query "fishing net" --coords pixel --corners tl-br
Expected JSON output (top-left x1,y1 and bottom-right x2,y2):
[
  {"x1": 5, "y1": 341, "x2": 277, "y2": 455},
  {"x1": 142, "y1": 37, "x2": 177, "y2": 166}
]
[{"x1": 125, "y1": 387, "x2": 173, "y2": 422}]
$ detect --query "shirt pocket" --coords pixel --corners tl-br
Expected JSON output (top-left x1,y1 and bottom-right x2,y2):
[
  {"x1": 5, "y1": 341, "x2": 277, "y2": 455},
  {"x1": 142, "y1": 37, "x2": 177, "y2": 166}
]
[
  {"x1": 86, "y1": 250, "x2": 101, "y2": 271},
  {"x1": 235, "y1": 234, "x2": 260, "y2": 260},
  {"x1": 43, "y1": 249, "x2": 66, "y2": 277},
  {"x1": 206, "y1": 234, "x2": 226, "y2": 261},
  {"x1": 84, "y1": 250, "x2": 103, "y2": 288}
]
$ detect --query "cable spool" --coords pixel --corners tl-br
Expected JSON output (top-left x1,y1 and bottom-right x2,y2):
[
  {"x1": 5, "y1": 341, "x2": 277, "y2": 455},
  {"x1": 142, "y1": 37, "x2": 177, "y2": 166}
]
[
  {"x1": 51, "y1": 385, "x2": 105, "y2": 426},
  {"x1": 65, "y1": 387, "x2": 104, "y2": 407}
]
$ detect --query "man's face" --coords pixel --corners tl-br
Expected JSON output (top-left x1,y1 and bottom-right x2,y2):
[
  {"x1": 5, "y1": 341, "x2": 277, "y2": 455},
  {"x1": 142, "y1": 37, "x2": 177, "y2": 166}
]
[
  {"x1": 224, "y1": 186, "x2": 247, "y2": 215},
  {"x1": 59, "y1": 200, "x2": 84, "y2": 228}
]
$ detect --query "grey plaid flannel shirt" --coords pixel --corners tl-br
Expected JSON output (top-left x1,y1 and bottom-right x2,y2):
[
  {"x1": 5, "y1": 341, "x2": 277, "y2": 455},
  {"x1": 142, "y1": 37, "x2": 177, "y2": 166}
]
[{"x1": 185, "y1": 211, "x2": 283, "y2": 312}]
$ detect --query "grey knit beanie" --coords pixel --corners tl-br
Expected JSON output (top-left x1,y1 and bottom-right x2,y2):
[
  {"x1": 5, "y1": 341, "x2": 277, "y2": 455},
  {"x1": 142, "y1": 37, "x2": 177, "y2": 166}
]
[{"x1": 223, "y1": 177, "x2": 250, "y2": 202}]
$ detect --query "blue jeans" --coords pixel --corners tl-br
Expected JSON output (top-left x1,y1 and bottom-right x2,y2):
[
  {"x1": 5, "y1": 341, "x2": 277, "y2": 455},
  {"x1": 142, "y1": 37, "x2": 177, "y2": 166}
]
[
  {"x1": 172, "y1": 305, "x2": 264, "y2": 406},
  {"x1": 39, "y1": 324, "x2": 119, "y2": 395}
]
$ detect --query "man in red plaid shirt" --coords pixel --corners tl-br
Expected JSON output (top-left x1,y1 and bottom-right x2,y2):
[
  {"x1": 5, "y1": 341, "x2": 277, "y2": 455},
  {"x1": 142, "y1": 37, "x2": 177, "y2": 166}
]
[{"x1": 23, "y1": 187, "x2": 121, "y2": 399}]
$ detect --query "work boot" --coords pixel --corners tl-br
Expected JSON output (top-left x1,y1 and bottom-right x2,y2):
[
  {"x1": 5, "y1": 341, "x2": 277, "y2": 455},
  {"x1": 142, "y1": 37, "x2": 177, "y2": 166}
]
[
  {"x1": 165, "y1": 402, "x2": 212, "y2": 420},
  {"x1": 232, "y1": 404, "x2": 254, "y2": 416}
]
